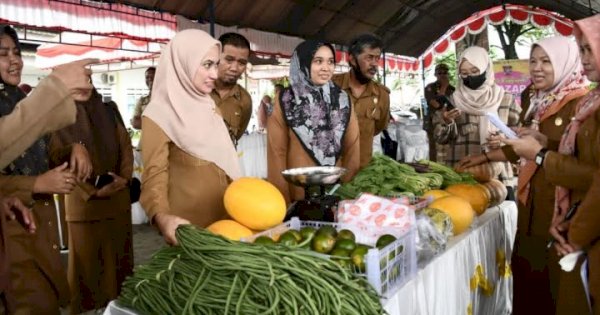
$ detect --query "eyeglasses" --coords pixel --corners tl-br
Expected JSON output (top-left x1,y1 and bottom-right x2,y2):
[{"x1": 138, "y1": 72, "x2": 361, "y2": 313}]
[{"x1": 436, "y1": 71, "x2": 448, "y2": 75}]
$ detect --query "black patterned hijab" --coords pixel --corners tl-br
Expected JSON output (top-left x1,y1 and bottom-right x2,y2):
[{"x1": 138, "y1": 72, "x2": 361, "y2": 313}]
[
  {"x1": 280, "y1": 40, "x2": 351, "y2": 166},
  {"x1": 0, "y1": 25, "x2": 49, "y2": 176}
]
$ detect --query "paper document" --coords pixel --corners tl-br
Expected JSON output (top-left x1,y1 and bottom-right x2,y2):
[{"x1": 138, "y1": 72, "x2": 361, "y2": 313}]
[{"x1": 485, "y1": 112, "x2": 518, "y2": 139}]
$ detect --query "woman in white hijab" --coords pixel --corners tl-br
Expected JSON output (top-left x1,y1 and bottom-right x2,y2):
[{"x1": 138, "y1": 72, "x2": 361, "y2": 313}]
[
  {"x1": 140, "y1": 29, "x2": 241, "y2": 245},
  {"x1": 433, "y1": 46, "x2": 521, "y2": 196}
]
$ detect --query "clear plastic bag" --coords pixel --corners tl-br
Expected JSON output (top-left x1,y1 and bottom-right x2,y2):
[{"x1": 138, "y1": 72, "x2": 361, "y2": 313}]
[{"x1": 415, "y1": 208, "x2": 453, "y2": 266}]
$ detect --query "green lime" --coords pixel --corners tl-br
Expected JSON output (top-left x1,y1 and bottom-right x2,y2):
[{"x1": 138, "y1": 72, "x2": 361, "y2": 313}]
[
  {"x1": 287, "y1": 229, "x2": 303, "y2": 242},
  {"x1": 334, "y1": 238, "x2": 356, "y2": 252},
  {"x1": 312, "y1": 233, "x2": 336, "y2": 254},
  {"x1": 376, "y1": 234, "x2": 397, "y2": 249},
  {"x1": 253, "y1": 236, "x2": 275, "y2": 245},
  {"x1": 299, "y1": 227, "x2": 317, "y2": 241},
  {"x1": 316, "y1": 225, "x2": 337, "y2": 238},
  {"x1": 278, "y1": 232, "x2": 298, "y2": 246},
  {"x1": 329, "y1": 248, "x2": 351, "y2": 258},
  {"x1": 351, "y1": 245, "x2": 370, "y2": 272},
  {"x1": 337, "y1": 229, "x2": 356, "y2": 242}
]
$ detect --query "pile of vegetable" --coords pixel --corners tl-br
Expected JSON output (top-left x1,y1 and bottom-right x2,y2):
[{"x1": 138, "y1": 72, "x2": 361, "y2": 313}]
[
  {"x1": 335, "y1": 155, "x2": 475, "y2": 199},
  {"x1": 253, "y1": 226, "x2": 397, "y2": 273},
  {"x1": 119, "y1": 225, "x2": 387, "y2": 315}
]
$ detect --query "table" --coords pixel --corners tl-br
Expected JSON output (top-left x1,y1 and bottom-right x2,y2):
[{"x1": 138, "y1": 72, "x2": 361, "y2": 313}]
[
  {"x1": 384, "y1": 201, "x2": 517, "y2": 315},
  {"x1": 105, "y1": 201, "x2": 517, "y2": 315}
]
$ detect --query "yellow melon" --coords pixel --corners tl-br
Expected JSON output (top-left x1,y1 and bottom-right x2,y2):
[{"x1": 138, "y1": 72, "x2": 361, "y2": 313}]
[
  {"x1": 422, "y1": 189, "x2": 452, "y2": 201},
  {"x1": 224, "y1": 177, "x2": 286, "y2": 230},
  {"x1": 206, "y1": 220, "x2": 254, "y2": 240},
  {"x1": 429, "y1": 196, "x2": 475, "y2": 235},
  {"x1": 445, "y1": 184, "x2": 490, "y2": 215}
]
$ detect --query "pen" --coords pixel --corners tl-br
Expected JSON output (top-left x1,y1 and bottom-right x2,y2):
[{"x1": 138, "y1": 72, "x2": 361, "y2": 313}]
[{"x1": 546, "y1": 201, "x2": 581, "y2": 249}]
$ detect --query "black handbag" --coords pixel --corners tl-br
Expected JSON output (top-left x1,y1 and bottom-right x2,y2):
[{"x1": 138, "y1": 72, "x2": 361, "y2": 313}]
[{"x1": 129, "y1": 178, "x2": 141, "y2": 204}]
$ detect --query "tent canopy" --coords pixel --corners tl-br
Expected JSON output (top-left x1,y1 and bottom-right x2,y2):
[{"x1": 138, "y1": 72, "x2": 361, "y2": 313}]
[{"x1": 94, "y1": 0, "x2": 599, "y2": 58}]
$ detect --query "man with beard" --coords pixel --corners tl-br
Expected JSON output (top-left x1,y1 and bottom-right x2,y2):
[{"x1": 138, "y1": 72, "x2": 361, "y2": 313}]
[
  {"x1": 333, "y1": 34, "x2": 390, "y2": 167},
  {"x1": 210, "y1": 33, "x2": 252, "y2": 145}
]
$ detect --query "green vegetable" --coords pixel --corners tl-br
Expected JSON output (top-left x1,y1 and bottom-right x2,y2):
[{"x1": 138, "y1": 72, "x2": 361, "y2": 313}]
[{"x1": 119, "y1": 225, "x2": 387, "y2": 315}]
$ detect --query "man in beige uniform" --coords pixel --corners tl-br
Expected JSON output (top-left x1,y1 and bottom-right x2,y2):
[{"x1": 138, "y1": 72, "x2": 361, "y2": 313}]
[
  {"x1": 333, "y1": 34, "x2": 390, "y2": 167},
  {"x1": 210, "y1": 33, "x2": 252, "y2": 145},
  {"x1": 130, "y1": 67, "x2": 155, "y2": 130}
]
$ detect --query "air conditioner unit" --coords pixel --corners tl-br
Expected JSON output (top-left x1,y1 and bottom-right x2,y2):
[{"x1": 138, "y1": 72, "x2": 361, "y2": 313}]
[{"x1": 100, "y1": 73, "x2": 117, "y2": 85}]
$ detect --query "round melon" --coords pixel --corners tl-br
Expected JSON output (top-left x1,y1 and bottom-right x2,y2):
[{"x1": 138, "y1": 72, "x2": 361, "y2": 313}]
[
  {"x1": 206, "y1": 220, "x2": 253, "y2": 240},
  {"x1": 429, "y1": 196, "x2": 475, "y2": 235},
  {"x1": 224, "y1": 177, "x2": 286, "y2": 230},
  {"x1": 445, "y1": 184, "x2": 490, "y2": 215},
  {"x1": 422, "y1": 189, "x2": 452, "y2": 201}
]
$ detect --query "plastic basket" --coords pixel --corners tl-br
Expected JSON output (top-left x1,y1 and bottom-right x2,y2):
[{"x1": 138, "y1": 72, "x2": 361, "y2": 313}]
[{"x1": 244, "y1": 217, "x2": 417, "y2": 299}]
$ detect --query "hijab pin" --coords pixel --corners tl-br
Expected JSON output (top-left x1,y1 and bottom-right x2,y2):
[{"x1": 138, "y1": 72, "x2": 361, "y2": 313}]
[
  {"x1": 373, "y1": 97, "x2": 378, "y2": 104},
  {"x1": 555, "y1": 117, "x2": 563, "y2": 126}
]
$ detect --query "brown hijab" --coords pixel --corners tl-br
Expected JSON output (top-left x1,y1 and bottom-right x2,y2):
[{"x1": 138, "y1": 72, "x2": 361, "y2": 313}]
[
  {"x1": 54, "y1": 89, "x2": 121, "y2": 177},
  {"x1": 143, "y1": 29, "x2": 241, "y2": 179}
]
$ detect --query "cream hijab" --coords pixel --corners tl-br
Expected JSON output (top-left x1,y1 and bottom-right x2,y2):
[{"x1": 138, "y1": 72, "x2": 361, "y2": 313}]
[
  {"x1": 451, "y1": 46, "x2": 506, "y2": 145},
  {"x1": 143, "y1": 29, "x2": 241, "y2": 179},
  {"x1": 524, "y1": 36, "x2": 586, "y2": 122}
]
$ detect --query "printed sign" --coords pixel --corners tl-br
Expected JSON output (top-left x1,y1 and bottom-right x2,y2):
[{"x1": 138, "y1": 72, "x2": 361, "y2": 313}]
[{"x1": 493, "y1": 59, "x2": 531, "y2": 107}]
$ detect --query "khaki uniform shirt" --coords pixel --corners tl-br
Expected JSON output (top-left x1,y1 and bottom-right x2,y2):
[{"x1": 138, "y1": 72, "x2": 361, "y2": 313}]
[
  {"x1": 133, "y1": 95, "x2": 151, "y2": 118},
  {"x1": 139, "y1": 117, "x2": 230, "y2": 228},
  {"x1": 332, "y1": 72, "x2": 390, "y2": 167},
  {"x1": 0, "y1": 75, "x2": 76, "y2": 169},
  {"x1": 210, "y1": 84, "x2": 252, "y2": 142},
  {"x1": 267, "y1": 97, "x2": 360, "y2": 204}
]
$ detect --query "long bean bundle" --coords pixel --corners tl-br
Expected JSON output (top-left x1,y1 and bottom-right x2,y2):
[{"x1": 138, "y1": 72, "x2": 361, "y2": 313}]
[{"x1": 119, "y1": 225, "x2": 387, "y2": 315}]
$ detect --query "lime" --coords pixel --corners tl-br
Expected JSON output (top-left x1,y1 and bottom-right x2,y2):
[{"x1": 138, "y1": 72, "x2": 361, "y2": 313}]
[
  {"x1": 287, "y1": 229, "x2": 303, "y2": 242},
  {"x1": 351, "y1": 245, "x2": 370, "y2": 272},
  {"x1": 312, "y1": 233, "x2": 336, "y2": 254},
  {"x1": 334, "y1": 239, "x2": 356, "y2": 252},
  {"x1": 376, "y1": 234, "x2": 396, "y2": 249},
  {"x1": 278, "y1": 232, "x2": 298, "y2": 246},
  {"x1": 299, "y1": 226, "x2": 317, "y2": 241},
  {"x1": 316, "y1": 225, "x2": 337, "y2": 238},
  {"x1": 329, "y1": 248, "x2": 351, "y2": 258},
  {"x1": 337, "y1": 229, "x2": 356, "y2": 241},
  {"x1": 253, "y1": 236, "x2": 275, "y2": 245}
]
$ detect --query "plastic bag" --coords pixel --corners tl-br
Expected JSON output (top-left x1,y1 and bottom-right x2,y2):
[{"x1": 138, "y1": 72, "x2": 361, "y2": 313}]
[{"x1": 415, "y1": 208, "x2": 453, "y2": 266}]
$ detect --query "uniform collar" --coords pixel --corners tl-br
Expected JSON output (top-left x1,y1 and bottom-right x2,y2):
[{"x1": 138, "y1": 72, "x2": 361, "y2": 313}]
[
  {"x1": 338, "y1": 71, "x2": 380, "y2": 97},
  {"x1": 211, "y1": 84, "x2": 242, "y2": 101}
]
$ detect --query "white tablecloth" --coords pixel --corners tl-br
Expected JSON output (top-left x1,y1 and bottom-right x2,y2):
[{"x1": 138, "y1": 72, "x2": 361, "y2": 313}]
[
  {"x1": 237, "y1": 132, "x2": 267, "y2": 178},
  {"x1": 105, "y1": 201, "x2": 518, "y2": 315},
  {"x1": 384, "y1": 201, "x2": 518, "y2": 315}
]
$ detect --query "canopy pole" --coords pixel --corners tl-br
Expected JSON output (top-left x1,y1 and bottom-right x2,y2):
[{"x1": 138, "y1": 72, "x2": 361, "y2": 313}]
[
  {"x1": 420, "y1": 58, "x2": 426, "y2": 119},
  {"x1": 382, "y1": 50, "x2": 386, "y2": 86},
  {"x1": 209, "y1": 0, "x2": 215, "y2": 37}
]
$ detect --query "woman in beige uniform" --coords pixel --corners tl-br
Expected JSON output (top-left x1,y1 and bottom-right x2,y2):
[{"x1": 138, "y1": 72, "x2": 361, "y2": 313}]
[
  {"x1": 140, "y1": 29, "x2": 241, "y2": 245},
  {"x1": 267, "y1": 40, "x2": 360, "y2": 203},
  {"x1": 49, "y1": 87, "x2": 133, "y2": 314}
]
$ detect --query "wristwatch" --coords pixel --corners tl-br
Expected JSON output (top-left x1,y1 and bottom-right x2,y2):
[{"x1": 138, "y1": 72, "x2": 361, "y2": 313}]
[{"x1": 535, "y1": 148, "x2": 549, "y2": 166}]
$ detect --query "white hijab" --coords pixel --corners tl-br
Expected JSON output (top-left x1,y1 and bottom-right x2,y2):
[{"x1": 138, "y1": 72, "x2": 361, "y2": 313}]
[{"x1": 451, "y1": 46, "x2": 506, "y2": 145}]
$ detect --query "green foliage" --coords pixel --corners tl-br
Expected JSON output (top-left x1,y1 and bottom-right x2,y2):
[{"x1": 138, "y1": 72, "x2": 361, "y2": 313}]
[
  {"x1": 491, "y1": 22, "x2": 554, "y2": 59},
  {"x1": 433, "y1": 51, "x2": 458, "y2": 87}
]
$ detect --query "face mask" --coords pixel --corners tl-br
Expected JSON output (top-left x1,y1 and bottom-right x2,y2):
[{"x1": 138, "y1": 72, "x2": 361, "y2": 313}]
[{"x1": 462, "y1": 71, "x2": 487, "y2": 90}]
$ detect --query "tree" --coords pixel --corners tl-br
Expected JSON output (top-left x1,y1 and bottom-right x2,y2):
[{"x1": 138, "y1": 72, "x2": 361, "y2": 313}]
[
  {"x1": 433, "y1": 51, "x2": 458, "y2": 87},
  {"x1": 493, "y1": 21, "x2": 553, "y2": 59}
]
